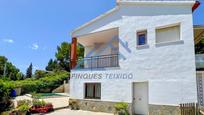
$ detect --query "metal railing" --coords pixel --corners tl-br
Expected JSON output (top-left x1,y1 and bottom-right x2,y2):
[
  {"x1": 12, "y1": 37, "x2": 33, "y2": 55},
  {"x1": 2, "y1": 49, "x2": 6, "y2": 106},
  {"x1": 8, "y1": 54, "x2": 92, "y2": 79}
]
[{"x1": 76, "y1": 54, "x2": 119, "y2": 69}]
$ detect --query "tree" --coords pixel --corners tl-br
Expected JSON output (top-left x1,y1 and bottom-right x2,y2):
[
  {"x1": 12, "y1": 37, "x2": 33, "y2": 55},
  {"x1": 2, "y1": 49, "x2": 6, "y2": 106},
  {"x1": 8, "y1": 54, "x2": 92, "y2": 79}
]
[
  {"x1": 34, "y1": 70, "x2": 47, "y2": 79},
  {"x1": 195, "y1": 38, "x2": 204, "y2": 54},
  {"x1": 45, "y1": 42, "x2": 84, "y2": 72},
  {"x1": 55, "y1": 42, "x2": 71, "y2": 71},
  {"x1": 45, "y1": 59, "x2": 61, "y2": 71},
  {"x1": 26, "y1": 63, "x2": 33, "y2": 78},
  {"x1": 16, "y1": 72, "x2": 25, "y2": 80},
  {"x1": 0, "y1": 56, "x2": 20, "y2": 80}
]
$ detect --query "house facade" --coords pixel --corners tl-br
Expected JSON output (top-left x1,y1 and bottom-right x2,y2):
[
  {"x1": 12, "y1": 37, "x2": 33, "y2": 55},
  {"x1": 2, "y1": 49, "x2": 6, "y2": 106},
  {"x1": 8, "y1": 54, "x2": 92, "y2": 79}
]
[{"x1": 70, "y1": 0, "x2": 203, "y2": 115}]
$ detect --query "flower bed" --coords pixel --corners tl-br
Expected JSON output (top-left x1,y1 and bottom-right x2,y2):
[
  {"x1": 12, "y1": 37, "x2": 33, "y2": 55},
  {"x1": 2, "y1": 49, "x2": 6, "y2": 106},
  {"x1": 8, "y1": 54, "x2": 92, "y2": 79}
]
[
  {"x1": 9, "y1": 99, "x2": 54, "y2": 115},
  {"x1": 29, "y1": 103, "x2": 54, "y2": 113},
  {"x1": 29, "y1": 100, "x2": 54, "y2": 113}
]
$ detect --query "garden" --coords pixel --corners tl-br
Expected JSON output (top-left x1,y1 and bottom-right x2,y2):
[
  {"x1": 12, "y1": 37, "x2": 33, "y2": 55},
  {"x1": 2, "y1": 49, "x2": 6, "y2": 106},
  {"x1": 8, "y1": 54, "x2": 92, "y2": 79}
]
[{"x1": 0, "y1": 71, "x2": 69, "y2": 114}]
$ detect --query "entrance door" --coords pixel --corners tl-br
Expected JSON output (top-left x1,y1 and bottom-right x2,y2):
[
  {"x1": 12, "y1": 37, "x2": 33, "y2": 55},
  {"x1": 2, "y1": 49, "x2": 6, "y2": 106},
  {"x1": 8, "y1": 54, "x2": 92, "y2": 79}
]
[{"x1": 133, "y1": 82, "x2": 149, "y2": 115}]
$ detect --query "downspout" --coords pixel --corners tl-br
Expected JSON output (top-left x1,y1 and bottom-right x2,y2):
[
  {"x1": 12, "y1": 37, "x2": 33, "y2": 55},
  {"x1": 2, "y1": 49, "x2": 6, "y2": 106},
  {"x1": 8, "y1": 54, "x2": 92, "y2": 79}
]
[
  {"x1": 70, "y1": 37, "x2": 77, "y2": 69},
  {"x1": 192, "y1": 1, "x2": 200, "y2": 12}
]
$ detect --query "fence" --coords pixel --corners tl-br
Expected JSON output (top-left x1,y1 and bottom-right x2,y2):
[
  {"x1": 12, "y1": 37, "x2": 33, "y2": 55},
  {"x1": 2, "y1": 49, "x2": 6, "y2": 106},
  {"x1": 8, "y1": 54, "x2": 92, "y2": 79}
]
[{"x1": 180, "y1": 103, "x2": 200, "y2": 115}]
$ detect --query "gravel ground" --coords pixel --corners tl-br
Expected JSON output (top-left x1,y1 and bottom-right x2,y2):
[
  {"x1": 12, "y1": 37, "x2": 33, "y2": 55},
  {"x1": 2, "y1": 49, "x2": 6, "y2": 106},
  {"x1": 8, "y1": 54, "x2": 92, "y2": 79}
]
[{"x1": 46, "y1": 109, "x2": 113, "y2": 115}]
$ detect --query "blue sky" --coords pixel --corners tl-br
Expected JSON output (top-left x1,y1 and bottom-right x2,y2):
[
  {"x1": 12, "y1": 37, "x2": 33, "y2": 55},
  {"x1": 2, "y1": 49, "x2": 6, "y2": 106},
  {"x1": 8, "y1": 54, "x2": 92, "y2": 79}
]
[{"x1": 0, "y1": 0, "x2": 203, "y2": 73}]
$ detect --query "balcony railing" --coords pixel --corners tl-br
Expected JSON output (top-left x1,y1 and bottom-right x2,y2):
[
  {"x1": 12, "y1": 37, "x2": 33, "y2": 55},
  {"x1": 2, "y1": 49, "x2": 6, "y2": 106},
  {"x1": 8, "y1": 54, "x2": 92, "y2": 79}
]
[
  {"x1": 75, "y1": 54, "x2": 119, "y2": 69},
  {"x1": 196, "y1": 54, "x2": 204, "y2": 70}
]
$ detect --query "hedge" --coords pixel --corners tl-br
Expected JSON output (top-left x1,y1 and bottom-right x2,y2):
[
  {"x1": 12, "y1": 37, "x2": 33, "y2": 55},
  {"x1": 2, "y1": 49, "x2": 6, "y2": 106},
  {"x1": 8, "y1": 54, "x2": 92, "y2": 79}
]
[{"x1": 0, "y1": 71, "x2": 69, "y2": 95}]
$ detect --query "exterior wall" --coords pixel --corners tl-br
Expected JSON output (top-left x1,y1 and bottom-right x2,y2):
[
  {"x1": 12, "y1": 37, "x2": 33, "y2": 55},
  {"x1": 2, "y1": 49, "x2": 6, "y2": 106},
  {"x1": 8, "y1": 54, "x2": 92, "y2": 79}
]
[
  {"x1": 70, "y1": 2, "x2": 197, "y2": 112},
  {"x1": 84, "y1": 40, "x2": 119, "y2": 57},
  {"x1": 118, "y1": 4, "x2": 196, "y2": 105}
]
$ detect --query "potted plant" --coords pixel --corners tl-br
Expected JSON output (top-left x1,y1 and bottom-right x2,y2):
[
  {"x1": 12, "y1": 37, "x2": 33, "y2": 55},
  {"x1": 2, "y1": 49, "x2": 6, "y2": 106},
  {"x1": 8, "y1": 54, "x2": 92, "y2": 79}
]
[
  {"x1": 29, "y1": 99, "x2": 53, "y2": 113},
  {"x1": 14, "y1": 82, "x2": 22, "y2": 96},
  {"x1": 17, "y1": 104, "x2": 30, "y2": 115},
  {"x1": 114, "y1": 102, "x2": 129, "y2": 115},
  {"x1": 69, "y1": 98, "x2": 79, "y2": 110},
  {"x1": 14, "y1": 100, "x2": 31, "y2": 115}
]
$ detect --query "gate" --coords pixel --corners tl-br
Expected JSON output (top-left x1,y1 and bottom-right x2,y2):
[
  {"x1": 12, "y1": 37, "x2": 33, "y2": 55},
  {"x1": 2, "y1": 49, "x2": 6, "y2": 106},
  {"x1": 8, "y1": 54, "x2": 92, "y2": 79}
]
[{"x1": 180, "y1": 103, "x2": 200, "y2": 115}]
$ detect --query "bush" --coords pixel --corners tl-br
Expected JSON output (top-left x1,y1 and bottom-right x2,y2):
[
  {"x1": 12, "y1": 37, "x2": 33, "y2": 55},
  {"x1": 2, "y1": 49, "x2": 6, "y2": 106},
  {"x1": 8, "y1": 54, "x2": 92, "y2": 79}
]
[
  {"x1": 34, "y1": 70, "x2": 48, "y2": 79},
  {"x1": 114, "y1": 102, "x2": 129, "y2": 115},
  {"x1": 0, "y1": 80, "x2": 14, "y2": 112},
  {"x1": 30, "y1": 99, "x2": 53, "y2": 113},
  {"x1": 18, "y1": 104, "x2": 30, "y2": 112},
  {"x1": 69, "y1": 99, "x2": 79, "y2": 110},
  {"x1": 3, "y1": 71, "x2": 69, "y2": 94},
  {"x1": 32, "y1": 99, "x2": 46, "y2": 107},
  {"x1": 17, "y1": 100, "x2": 31, "y2": 107}
]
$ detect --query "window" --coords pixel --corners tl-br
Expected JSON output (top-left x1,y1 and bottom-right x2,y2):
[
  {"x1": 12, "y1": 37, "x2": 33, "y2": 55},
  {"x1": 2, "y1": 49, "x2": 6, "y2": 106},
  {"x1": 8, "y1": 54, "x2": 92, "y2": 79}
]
[
  {"x1": 85, "y1": 83, "x2": 101, "y2": 99},
  {"x1": 137, "y1": 31, "x2": 147, "y2": 46},
  {"x1": 156, "y1": 25, "x2": 180, "y2": 44}
]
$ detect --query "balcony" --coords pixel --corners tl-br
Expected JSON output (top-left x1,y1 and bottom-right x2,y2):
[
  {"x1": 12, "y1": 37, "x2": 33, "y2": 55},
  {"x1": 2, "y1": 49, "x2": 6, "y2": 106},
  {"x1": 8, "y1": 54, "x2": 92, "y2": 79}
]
[
  {"x1": 75, "y1": 54, "x2": 119, "y2": 69},
  {"x1": 196, "y1": 54, "x2": 204, "y2": 70}
]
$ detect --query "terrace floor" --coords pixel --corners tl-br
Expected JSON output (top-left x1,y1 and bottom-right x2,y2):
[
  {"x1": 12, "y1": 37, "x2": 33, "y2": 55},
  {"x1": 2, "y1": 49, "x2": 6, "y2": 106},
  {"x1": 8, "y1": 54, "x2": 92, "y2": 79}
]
[{"x1": 46, "y1": 109, "x2": 113, "y2": 115}]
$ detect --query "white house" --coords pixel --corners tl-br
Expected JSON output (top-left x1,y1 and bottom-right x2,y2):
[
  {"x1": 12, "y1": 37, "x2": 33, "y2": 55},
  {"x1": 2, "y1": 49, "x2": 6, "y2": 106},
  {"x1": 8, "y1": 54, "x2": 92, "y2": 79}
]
[{"x1": 69, "y1": 0, "x2": 203, "y2": 115}]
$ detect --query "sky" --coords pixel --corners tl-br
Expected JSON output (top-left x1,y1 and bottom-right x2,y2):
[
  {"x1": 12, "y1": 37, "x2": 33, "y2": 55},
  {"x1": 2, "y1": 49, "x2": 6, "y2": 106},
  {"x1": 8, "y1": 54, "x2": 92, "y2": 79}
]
[{"x1": 0, "y1": 0, "x2": 203, "y2": 73}]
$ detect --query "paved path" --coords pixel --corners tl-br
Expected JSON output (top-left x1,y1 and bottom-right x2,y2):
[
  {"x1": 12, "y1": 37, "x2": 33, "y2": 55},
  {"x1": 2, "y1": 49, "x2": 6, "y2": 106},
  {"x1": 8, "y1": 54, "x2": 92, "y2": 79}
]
[
  {"x1": 43, "y1": 97, "x2": 69, "y2": 109},
  {"x1": 46, "y1": 109, "x2": 113, "y2": 115},
  {"x1": 13, "y1": 94, "x2": 69, "y2": 109}
]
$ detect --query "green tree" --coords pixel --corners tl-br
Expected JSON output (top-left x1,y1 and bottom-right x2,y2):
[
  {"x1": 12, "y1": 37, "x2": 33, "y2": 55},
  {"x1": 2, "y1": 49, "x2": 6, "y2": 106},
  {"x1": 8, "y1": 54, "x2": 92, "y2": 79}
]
[
  {"x1": 55, "y1": 42, "x2": 71, "y2": 71},
  {"x1": 77, "y1": 44, "x2": 84, "y2": 59},
  {"x1": 0, "y1": 56, "x2": 20, "y2": 80},
  {"x1": 16, "y1": 72, "x2": 25, "y2": 80},
  {"x1": 26, "y1": 63, "x2": 33, "y2": 78},
  {"x1": 45, "y1": 59, "x2": 61, "y2": 71},
  {"x1": 34, "y1": 70, "x2": 47, "y2": 79},
  {"x1": 195, "y1": 38, "x2": 204, "y2": 54},
  {"x1": 45, "y1": 42, "x2": 84, "y2": 72}
]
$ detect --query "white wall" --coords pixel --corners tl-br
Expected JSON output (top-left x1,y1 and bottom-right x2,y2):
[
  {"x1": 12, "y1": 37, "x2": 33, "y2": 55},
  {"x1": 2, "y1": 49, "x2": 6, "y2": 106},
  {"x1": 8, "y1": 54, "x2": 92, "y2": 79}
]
[{"x1": 71, "y1": 3, "x2": 197, "y2": 106}]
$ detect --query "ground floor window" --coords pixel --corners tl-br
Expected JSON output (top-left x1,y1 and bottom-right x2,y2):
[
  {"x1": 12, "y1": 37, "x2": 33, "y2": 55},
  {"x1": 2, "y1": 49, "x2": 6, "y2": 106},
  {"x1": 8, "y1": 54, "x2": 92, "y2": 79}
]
[{"x1": 85, "y1": 83, "x2": 101, "y2": 99}]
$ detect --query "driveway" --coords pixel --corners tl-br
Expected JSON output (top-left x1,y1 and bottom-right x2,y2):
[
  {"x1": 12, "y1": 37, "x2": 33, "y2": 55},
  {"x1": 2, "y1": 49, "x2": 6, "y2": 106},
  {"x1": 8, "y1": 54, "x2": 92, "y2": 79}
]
[{"x1": 46, "y1": 109, "x2": 113, "y2": 115}]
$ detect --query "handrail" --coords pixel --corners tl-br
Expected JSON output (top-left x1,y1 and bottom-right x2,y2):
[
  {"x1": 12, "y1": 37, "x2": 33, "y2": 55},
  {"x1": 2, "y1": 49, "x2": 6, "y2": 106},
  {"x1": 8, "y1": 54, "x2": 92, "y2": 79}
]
[
  {"x1": 80, "y1": 54, "x2": 119, "y2": 60},
  {"x1": 75, "y1": 54, "x2": 119, "y2": 69}
]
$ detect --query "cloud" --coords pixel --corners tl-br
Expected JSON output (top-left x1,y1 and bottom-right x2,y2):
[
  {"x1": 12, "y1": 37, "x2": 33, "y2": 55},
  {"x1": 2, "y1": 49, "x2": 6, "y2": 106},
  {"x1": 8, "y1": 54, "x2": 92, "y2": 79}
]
[
  {"x1": 31, "y1": 43, "x2": 39, "y2": 50},
  {"x1": 2, "y1": 39, "x2": 14, "y2": 43}
]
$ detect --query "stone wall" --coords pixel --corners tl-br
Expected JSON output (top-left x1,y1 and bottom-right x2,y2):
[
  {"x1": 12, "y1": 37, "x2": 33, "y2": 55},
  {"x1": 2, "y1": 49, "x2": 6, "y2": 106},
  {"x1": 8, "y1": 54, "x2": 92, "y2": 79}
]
[
  {"x1": 70, "y1": 99, "x2": 132, "y2": 114},
  {"x1": 69, "y1": 99, "x2": 181, "y2": 115},
  {"x1": 149, "y1": 104, "x2": 180, "y2": 115},
  {"x1": 52, "y1": 82, "x2": 69, "y2": 93}
]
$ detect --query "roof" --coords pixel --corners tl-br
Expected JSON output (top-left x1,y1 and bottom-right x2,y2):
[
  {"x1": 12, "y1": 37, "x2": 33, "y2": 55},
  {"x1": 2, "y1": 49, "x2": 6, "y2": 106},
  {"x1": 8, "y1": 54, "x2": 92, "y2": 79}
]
[
  {"x1": 71, "y1": 6, "x2": 119, "y2": 37},
  {"x1": 71, "y1": 0, "x2": 196, "y2": 37}
]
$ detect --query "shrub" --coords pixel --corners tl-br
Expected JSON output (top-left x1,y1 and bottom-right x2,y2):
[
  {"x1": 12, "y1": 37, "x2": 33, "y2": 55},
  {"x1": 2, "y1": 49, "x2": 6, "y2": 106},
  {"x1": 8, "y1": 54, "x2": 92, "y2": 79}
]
[
  {"x1": 69, "y1": 99, "x2": 79, "y2": 110},
  {"x1": 34, "y1": 70, "x2": 48, "y2": 79},
  {"x1": 0, "y1": 80, "x2": 14, "y2": 112},
  {"x1": 32, "y1": 99, "x2": 46, "y2": 107},
  {"x1": 30, "y1": 99, "x2": 53, "y2": 113},
  {"x1": 17, "y1": 100, "x2": 31, "y2": 107},
  {"x1": 114, "y1": 102, "x2": 129, "y2": 115},
  {"x1": 18, "y1": 104, "x2": 30, "y2": 112},
  {"x1": 8, "y1": 71, "x2": 69, "y2": 94}
]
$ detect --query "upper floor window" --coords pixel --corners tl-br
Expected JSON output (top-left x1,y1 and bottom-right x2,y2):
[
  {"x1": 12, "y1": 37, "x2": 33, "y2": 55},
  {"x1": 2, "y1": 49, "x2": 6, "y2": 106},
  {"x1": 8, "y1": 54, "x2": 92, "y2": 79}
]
[
  {"x1": 137, "y1": 31, "x2": 147, "y2": 46},
  {"x1": 156, "y1": 25, "x2": 180, "y2": 44}
]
